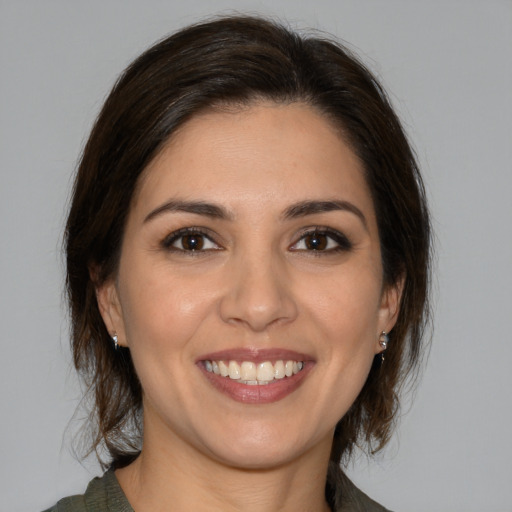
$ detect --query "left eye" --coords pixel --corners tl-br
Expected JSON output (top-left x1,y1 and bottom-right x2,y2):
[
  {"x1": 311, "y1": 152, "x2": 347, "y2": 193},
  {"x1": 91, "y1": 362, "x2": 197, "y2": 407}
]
[
  {"x1": 291, "y1": 230, "x2": 350, "y2": 252},
  {"x1": 164, "y1": 230, "x2": 220, "y2": 252}
]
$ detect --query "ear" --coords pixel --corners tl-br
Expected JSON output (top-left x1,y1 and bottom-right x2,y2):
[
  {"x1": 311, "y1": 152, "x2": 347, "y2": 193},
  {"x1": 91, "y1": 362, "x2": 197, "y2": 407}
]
[
  {"x1": 375, "y1": 275, "x2": 405, "y2": 353},
  {"x1": 93, "y1": 271, "x2": 126, "y2": 348}
]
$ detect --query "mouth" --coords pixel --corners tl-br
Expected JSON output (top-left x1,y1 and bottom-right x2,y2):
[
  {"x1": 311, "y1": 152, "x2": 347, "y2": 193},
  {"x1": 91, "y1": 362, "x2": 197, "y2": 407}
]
[
  {"x1": 197, "y1": 349, "x2": 313, "y2": 404},
  {"x1": 204, "y1": 359, "x2": 304, "y2": 385}
]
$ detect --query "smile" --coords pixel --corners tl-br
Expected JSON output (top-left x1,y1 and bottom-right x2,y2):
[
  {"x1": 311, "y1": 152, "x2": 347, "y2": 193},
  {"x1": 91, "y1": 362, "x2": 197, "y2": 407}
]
[
  {"x1": 204, "y1": 360, "x2": 305, "y2": 385},
  {"x1": 198, "y1": 349, "x2": 312, "y2": 403}
]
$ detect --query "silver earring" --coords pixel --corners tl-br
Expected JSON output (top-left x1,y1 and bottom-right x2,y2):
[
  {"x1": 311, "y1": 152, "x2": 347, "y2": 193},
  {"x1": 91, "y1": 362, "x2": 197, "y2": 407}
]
[
  {"x1": 379, "y1": 331, "x2": 389, "y2": 364},
  {"x1": 379, "y1": 331, "x2": 389, "y2": 350},
  {"x1": 112, "y1": 333, "x2": 118, "y2": 350}
]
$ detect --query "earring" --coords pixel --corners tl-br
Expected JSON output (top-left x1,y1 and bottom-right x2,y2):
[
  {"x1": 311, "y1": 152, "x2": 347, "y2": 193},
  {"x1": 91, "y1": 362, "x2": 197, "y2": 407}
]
[
  {"x1": 379, "y1": 331, "x2": 389, "y2": 364},
  {"x1": 379, "y1": 331, "x2": 389, "y2": 350},
  {"x1": 112, "y1": 333, "x2": 118, "y2": 350}
]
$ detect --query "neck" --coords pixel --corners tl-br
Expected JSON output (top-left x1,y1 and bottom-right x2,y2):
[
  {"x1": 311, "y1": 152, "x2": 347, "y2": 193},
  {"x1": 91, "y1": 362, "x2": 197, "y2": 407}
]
[{"x1": 116, "y1": 420, "x2": 333, "y2": 512}]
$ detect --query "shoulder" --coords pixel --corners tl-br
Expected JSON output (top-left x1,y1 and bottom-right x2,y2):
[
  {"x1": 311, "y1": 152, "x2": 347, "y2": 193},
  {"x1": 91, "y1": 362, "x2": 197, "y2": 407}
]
[
  {"x1": 340, "y1": 477, "x2": 392, "y2": 512},
  {"x1": 41, "y1": 494, "x2": 86, "y2": 512},
  {"x1": 41, "y1": 470, "x2": 133, "y2": 512},
  {"x1": 329, "y1": 463, "x2": 392, "y2": 512}
]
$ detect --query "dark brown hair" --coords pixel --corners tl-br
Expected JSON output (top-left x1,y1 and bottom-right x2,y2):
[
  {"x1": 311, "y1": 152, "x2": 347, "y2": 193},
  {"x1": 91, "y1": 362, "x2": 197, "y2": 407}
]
[{"x1": 66, "y1": 14, "x2": 431, "y2": 471}]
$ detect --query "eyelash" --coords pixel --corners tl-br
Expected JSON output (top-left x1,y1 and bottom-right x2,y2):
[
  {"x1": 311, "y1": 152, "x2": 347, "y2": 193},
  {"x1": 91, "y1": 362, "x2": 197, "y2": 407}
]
[
  {"x1": 290, "y1": 227, "x2": 353, "y2": 254},
  {"x1": 161, "y1": 226, "x2": 352, "y2": 254},
  {"x1": 161, "y1": 227, "x2": 221, "y2": 253}
]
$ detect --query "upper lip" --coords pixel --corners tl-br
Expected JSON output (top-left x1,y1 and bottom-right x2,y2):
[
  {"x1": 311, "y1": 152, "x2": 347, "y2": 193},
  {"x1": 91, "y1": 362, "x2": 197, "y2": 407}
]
[{"x1": 197, "y1": 347, "x2": 314, "y2": 364}]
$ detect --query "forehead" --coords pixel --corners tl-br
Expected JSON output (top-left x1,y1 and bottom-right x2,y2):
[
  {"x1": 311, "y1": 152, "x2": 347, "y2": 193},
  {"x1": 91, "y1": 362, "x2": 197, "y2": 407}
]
[{"x1": 132, "y1": 101, "x2": 375, "y2": 222}]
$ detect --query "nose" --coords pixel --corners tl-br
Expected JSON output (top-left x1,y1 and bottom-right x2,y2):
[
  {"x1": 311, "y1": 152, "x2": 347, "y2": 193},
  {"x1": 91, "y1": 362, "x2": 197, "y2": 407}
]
[{"x1": 219, "y1": 252, "x2": 298, "y2": 332}]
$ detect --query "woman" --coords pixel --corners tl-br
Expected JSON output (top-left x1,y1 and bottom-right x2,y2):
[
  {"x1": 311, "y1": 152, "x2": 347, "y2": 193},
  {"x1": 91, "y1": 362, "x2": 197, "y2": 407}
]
[{"x1": 45, "y1": 15, "x2": 431, "y2": 512}]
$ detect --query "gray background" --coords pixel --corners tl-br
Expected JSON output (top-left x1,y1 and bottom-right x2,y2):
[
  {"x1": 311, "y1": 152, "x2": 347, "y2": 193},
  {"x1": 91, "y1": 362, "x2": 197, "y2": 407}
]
[{"x1": 1, "y1": 1, "x2": 511, "y2": 511}]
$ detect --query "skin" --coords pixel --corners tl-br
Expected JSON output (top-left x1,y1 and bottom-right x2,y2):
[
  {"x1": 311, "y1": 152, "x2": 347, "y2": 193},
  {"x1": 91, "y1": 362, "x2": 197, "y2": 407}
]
[{"x1": 97, "y1": 102, "x2": 401, "y2": 512}]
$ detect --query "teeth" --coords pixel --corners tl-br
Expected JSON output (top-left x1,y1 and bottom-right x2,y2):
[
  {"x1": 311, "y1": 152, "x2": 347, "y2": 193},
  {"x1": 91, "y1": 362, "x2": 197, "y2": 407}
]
[
  {"x1": 205, "y1": 359, "x2": 305, "y2": 383},
  {"x1": 240, "y1": 361, "x2": 257, "y2": 381},
  {"x1": 274, "y1": 360, "x2": 285, "y2": 379},
  {"x1": 241, "y1": 379, "x2": 270, "y2": 385},
  {"x1": 218, "y1": 360, "x2": 229, "y2": 377},
  {"x1": 257, "y1": 361, "x2": 274, "y2": 381},
  {"x1": 228, "y1": 360, "x2": 240, "y2": 379}
]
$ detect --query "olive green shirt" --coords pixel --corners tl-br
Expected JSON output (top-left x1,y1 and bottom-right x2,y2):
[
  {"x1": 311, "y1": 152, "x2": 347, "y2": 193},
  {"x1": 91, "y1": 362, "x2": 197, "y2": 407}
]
[{"x1": 42, "y1": 469, "x2": 391, "y2": 512}]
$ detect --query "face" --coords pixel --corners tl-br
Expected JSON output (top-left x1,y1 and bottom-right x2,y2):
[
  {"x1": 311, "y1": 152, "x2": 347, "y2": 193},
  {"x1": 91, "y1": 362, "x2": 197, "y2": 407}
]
[{"x1": 98, "y1": 102, "x2": 400, "y2": 470}]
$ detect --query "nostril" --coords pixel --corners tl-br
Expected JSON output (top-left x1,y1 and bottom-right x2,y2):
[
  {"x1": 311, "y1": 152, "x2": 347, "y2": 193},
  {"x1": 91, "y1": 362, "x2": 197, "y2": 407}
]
[{"x1": 218, "y1": 266, "x2": 298, "y2": 331}]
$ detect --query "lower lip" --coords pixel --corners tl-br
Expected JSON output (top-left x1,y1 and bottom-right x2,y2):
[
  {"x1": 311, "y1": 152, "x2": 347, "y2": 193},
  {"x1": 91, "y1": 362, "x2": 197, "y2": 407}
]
[{"x1": 199, "y1": 363, "x2": 312, "y2": 404}]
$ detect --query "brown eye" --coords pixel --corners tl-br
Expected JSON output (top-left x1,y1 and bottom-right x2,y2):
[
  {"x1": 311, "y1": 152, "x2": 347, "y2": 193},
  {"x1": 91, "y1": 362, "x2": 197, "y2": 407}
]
[
  {"x1": 303, "y1": 232, "x2": 328, "y2": 250},
  {"x1": 163, "y1": 228, "x2": 220, "y2": 252},
  {"x1": 290, "y1": 228, "x2": 352, "y2": 253},
  {"x1": 181, "y1": 234, "x2": 204, "y2": 251}
]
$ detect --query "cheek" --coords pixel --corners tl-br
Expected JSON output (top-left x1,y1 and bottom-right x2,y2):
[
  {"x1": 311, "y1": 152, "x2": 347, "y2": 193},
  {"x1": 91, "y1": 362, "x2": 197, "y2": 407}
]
[
  {"x1": 304, "y1": 268, "x2": 383, "y2": 332},
  {"x1": 117, "y1": 259, "x2": 218, "y2": 354},
  {"x1": 305, "y1": 272, "x2": 381, "y2": 413},
  {"x1": 296, "y1": 266, "x2": 384, "y2": 393},
  {"x1": 115, "y1": 266, "x2": 218, "y2": 409}
]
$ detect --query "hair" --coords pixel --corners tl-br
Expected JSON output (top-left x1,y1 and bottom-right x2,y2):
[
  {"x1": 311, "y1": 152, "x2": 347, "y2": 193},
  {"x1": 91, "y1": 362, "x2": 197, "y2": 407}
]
[{"x1": 66, "y1": 14, "x2": 431, "y2": 475}]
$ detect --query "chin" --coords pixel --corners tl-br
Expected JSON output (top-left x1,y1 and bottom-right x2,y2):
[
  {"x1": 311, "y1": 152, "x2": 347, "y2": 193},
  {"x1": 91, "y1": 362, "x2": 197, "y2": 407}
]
[
  {"x1": 215, "y1": 446, "x2": 300, "y2": 471},
  {"x1": 202, "y1": 424, "x2": 325, "y2": 471}
]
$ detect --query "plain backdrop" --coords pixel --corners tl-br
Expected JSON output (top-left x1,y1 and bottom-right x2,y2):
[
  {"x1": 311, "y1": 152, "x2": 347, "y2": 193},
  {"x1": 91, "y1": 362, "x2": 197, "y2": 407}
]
[{"x1": 1, "y1": 1, "x2": 511, "y2": 511}]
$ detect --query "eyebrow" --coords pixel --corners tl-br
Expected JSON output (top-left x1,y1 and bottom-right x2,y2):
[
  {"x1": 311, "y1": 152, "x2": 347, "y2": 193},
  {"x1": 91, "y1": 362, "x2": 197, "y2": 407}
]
[
  {"x1": 144, "y1": 200, "x2": 233, "y2": 223},
  {"x1": 282, "y1": 200, "x2": 368, "y2": 230},
  {"x1": 144, "y1": 198, "x2": 367, "y2": 229}
]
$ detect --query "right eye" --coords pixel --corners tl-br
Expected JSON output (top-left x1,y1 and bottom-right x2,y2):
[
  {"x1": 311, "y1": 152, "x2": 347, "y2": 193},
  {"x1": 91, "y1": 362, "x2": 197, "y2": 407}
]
[
  {"x1": 163, "y1": 228, "x2": 221, "y2": 252},
  {"x1": 289, "y1": 227, "x2": 352, "y2": 254}
]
